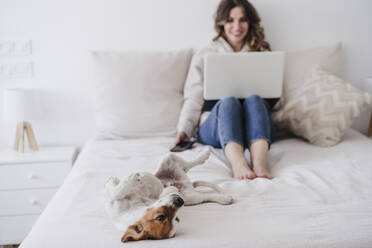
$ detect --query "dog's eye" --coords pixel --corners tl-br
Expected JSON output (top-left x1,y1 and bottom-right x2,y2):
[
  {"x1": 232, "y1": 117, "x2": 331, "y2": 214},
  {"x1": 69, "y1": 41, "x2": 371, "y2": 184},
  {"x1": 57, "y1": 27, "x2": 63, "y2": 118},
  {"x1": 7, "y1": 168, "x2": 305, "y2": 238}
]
[{"x1": 155, "y1": 215, "x2": 166, "y2": 222}]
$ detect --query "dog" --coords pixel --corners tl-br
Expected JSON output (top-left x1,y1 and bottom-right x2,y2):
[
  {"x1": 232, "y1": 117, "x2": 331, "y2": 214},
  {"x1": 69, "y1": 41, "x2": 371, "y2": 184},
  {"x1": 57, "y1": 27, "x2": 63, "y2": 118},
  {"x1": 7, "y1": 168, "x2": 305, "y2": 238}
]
[{"x1": 104, "y1": 148, "x2": 233, "y2": 242}]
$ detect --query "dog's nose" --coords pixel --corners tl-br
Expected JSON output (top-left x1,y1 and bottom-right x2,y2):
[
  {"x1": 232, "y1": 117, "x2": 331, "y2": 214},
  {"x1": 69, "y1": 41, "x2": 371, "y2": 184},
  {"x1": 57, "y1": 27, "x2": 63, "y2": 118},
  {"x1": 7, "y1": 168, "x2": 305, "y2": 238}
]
[{"x1": 174, "y1": 196, "x2": 184, "y2": 207}]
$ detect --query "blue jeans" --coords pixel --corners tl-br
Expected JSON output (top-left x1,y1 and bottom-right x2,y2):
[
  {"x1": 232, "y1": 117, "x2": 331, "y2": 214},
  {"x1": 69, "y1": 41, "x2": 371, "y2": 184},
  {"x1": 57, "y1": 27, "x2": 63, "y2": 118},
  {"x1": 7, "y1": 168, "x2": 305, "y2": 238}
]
[{"x1": 198, "y1": 95, "x2": 275, "y2": 150}]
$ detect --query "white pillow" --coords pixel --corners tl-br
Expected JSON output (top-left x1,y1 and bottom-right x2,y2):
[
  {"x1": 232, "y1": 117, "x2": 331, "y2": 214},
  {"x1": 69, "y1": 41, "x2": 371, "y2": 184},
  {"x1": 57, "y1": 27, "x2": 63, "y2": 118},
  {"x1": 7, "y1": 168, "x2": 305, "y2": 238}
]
[
  {"x1": 272, "y1": 65, "x2": 372, "y2": 147},
  {"x1": 275, "y1": 42, "x2": 342, "y2": 109},
  {"x1": 92, "y1": 49, "x2": 193, "y2": 138}
]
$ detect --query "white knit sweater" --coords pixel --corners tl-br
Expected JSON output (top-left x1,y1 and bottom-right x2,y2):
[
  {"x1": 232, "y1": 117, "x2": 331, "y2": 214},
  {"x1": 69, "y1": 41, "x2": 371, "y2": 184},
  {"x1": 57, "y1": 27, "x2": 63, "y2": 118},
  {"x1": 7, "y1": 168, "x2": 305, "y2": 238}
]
[{"x1": 176, "y1": 37, "x2": 249, "y2": 137}]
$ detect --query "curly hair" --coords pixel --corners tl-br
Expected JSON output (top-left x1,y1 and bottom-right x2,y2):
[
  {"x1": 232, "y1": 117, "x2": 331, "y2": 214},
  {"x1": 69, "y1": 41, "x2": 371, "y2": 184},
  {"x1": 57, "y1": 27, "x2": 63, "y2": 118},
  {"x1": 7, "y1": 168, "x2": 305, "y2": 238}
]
[{"x1": 213, "y1": 0, "x2": 271, "y2": 51}]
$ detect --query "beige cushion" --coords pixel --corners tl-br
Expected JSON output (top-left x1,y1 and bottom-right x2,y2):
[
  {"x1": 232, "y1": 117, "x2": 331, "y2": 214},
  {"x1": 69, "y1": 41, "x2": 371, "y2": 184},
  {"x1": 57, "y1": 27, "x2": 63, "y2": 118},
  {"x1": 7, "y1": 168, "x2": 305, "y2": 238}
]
[
  {"x1": 92, "y1": 49, "x2": 193, "y2": 138},
  {"x1": 272, "y1": 65, "x2": 372, "y2": 147},
  {"x1": 275, "y1": 43, "x2": 342, "y2": 109}
]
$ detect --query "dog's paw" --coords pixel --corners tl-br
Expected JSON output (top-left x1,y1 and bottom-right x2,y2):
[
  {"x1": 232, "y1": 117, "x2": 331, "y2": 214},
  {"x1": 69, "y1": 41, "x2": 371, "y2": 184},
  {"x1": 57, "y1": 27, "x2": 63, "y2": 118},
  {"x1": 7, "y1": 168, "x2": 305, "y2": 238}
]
[
  {"x1": 199, "y1": 147, "x2": 212, "y2": 162},
  {"x1": 218, "y1": 195, "x2": 234, "y2": 205}
]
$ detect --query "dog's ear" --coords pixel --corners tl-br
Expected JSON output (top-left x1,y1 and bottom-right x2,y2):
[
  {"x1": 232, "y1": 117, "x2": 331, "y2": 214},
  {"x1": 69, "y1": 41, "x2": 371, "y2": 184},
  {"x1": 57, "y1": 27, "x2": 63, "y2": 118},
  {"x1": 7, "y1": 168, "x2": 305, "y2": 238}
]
[{"x1": 121, "y1": 224, "x2": 145, "y2": 242}]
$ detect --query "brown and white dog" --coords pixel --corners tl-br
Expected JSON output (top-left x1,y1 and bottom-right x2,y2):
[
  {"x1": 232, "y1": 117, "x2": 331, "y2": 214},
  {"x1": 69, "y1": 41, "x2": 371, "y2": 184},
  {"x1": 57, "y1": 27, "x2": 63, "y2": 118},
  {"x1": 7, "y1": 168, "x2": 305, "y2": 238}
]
[{"x1": 104, "y1": 149, "x2": 233, "y2": 242}]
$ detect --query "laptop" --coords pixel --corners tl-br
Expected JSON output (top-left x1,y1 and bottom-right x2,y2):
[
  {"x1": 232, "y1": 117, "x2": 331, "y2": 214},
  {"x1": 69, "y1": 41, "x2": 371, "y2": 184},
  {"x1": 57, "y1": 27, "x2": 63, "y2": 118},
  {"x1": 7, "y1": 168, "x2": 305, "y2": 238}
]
[{"x1": 203, "y1": 52, "x2": 285, "y2": 100}]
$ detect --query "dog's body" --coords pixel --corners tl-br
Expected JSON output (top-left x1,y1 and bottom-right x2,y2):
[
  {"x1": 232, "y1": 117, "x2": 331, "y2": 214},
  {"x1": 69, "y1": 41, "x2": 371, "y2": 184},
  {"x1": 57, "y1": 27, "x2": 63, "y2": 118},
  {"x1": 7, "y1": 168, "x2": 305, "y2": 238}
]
[
  {"x1": 104, "y1": 149, "x2": 233, "y2": 242},
  {"x1": 155, "y1": 149, "x2": 233, "y2": 205}
]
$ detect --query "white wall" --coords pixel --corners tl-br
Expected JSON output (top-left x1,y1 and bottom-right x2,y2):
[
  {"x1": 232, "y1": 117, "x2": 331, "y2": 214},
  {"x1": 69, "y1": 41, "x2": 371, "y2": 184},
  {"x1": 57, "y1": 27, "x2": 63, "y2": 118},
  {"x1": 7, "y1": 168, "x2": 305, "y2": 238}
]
[{"x1": 0, "y1": 0, "x2": 371, "y2": 148}]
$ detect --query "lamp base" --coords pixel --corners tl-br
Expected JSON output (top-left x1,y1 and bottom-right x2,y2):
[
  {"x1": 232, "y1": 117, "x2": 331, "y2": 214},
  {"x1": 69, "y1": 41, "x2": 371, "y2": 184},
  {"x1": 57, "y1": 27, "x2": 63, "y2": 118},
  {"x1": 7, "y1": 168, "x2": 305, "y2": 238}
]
[{"x1": 14, "y1": 121, "x2": 39, "y2": 152}]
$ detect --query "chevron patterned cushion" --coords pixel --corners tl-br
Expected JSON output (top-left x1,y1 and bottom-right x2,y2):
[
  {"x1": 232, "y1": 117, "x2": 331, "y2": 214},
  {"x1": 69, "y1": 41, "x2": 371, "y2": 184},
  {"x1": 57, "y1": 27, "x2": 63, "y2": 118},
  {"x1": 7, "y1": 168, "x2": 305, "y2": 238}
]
[{"x1": 272, "y1": 65, "x2": 372, "y2": 147}]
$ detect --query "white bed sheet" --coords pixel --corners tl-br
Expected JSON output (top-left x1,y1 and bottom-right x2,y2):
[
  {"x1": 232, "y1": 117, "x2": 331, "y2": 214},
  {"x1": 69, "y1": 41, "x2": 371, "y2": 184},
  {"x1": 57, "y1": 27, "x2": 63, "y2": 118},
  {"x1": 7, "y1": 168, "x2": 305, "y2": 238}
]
[{"x1": 20, "y1": 129, "x2": 372, "y2": 248}]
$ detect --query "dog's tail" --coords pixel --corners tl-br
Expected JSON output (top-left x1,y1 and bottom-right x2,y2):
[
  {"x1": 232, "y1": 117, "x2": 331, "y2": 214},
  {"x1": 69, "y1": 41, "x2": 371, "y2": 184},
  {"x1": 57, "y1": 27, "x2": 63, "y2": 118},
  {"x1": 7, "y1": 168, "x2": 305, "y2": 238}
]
[{"x1": 192, "y1": 180, "x2": 222, "y2": 193}]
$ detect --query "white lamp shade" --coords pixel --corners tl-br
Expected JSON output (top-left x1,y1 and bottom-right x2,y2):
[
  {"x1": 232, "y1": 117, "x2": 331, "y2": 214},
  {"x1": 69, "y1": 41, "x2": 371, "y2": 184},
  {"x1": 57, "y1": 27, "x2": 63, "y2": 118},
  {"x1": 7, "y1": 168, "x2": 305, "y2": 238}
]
[{"x1": 2, "y1": 88, "x2": 44, "y2": 121}]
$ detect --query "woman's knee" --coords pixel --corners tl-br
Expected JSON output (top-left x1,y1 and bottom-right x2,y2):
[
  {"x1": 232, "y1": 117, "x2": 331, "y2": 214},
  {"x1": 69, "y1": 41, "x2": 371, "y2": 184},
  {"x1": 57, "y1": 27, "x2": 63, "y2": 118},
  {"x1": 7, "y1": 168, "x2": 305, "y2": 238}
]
[
  {"x1": 244, "y1": 94, "x2": 264, "y2": 105},
  {"x1": 244, "y1": 95, "x2": 268, "y2": 111},
  {"x1": 219, "y1": 96, "x2": 240, "y2": 108},
  {"x1": 243, "y1": 94, "x2": 270, "y2": 118},
  {"x1": 214, "y1": 96, "x2": 242, "y2": 121}
]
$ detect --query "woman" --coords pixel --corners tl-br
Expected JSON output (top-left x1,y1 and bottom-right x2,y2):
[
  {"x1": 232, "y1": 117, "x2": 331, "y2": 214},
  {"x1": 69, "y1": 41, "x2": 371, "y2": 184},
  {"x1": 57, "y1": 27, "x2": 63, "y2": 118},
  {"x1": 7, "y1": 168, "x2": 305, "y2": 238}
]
[{"x1": 176, "y1": 0, "x2": 275, "y2": 180}]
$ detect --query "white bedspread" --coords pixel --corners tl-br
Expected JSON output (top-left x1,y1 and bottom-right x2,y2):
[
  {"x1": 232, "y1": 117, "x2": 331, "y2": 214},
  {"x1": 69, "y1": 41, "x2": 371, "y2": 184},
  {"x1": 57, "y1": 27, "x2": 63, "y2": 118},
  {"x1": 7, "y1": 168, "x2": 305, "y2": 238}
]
[{"x1": 20, "y1": 130, "x2": 372, "y2": 248}]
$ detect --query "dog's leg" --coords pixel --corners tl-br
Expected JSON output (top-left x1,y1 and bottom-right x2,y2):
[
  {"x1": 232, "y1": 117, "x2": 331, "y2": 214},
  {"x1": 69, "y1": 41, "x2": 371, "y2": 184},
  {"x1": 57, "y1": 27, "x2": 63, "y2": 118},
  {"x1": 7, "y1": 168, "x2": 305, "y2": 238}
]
[
  {"x1": 181, "y1": 148, "x2": 211, "y2": 173},
  {"x1": 192, "y1": 181, "x2": 222, "y2": 193},
  {"x1": 156, "y1": 148, "x2": 211, "y2": 177},
  {"x1": 182, "y1": 189, "x2": 233, "y2": 205}
]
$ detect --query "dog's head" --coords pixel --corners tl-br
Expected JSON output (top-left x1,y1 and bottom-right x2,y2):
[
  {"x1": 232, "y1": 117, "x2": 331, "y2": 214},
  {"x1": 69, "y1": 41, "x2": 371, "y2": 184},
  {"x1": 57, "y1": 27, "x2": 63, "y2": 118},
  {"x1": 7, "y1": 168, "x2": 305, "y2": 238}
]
[{"x1": 121, "y1": 193, "x2": 184, "y2": 242}]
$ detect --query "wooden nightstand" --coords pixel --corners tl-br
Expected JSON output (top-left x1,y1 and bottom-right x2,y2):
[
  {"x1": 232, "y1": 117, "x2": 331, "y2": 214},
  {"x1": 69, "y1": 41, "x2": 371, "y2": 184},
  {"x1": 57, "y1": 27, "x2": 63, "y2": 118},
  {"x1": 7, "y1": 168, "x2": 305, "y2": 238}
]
[{"x1": 0, "y1": 146, "x2": 78, "y2": 246}]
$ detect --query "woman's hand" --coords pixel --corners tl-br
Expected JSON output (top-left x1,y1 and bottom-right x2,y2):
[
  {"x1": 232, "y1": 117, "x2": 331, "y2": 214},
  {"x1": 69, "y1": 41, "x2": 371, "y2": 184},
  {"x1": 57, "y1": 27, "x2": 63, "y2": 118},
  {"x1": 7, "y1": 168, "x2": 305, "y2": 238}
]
[{"x1": 174, "y1": 132, "x2": 190, "y2": 146}]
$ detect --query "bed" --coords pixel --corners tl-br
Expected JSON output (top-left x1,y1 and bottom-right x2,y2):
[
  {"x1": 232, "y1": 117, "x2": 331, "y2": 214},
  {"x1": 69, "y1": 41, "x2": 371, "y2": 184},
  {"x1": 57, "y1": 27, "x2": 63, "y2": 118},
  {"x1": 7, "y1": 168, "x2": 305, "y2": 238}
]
[
  {"x1": 19, "y1": 129, "x2": 372, "y2": 248},
  {"x1": 20, "y1": 46, "x2": 372, "y2": 247}
]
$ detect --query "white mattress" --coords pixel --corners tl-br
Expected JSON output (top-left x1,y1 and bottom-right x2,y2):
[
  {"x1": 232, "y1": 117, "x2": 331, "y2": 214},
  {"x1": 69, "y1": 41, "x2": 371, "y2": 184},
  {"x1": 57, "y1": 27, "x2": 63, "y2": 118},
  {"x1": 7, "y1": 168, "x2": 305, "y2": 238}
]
[{"x1": 20, "y1": 130, "x2": 372, "y2": 248}]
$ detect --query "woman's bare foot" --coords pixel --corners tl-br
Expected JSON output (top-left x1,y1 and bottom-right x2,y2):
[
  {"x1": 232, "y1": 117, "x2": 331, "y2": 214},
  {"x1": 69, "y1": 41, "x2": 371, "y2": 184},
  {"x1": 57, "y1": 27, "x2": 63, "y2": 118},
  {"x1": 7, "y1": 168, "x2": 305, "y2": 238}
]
[
  {"x1": 250, "y1": 139, "x2": 273, "y2": 179},
  {"x1": 253, "y1": 166, "x2": 273, "y2": 179},
  {"x1": 225, "y1": 142, "x2": 256, "y2": 180},
  {"x1": 231, "y1": 162, "x2": 256, "y2": 180}
]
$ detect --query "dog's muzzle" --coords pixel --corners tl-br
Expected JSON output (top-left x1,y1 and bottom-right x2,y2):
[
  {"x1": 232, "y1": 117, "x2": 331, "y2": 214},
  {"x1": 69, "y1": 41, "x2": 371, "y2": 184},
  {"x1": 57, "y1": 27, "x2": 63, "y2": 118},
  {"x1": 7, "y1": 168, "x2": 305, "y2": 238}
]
[{"x1": 170, "y1": 194, "x2": 184, "y2": 208}]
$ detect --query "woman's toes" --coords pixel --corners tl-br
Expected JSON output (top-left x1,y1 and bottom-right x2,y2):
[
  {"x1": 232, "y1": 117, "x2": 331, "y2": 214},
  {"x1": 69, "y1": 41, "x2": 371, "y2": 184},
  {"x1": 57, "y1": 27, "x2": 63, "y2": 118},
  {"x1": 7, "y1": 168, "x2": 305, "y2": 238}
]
[
  {"x1": 232, "y1": 164, "x2": 256, "y2": 180},
  {"x1": 256, "y1": 172, "x2": 273, "y2": 179},
  {"x1": 246, "y1": 172, "x2": 256, "y2": 179}
]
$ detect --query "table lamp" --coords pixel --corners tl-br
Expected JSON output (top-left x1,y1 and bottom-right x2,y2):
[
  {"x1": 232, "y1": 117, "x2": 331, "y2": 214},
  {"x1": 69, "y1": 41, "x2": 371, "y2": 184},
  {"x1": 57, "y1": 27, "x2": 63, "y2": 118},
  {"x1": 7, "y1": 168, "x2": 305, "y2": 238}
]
[{"x1": 2, "y1": 88, "x2": 43, "y2": 152}]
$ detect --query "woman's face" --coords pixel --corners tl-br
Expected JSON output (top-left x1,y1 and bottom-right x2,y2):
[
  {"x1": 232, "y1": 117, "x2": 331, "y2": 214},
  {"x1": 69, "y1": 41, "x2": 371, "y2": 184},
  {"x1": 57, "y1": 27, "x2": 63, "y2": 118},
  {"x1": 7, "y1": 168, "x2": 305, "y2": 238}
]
[{"x1": 223, "y1": 6, "x2": 249, "y2": 51}]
